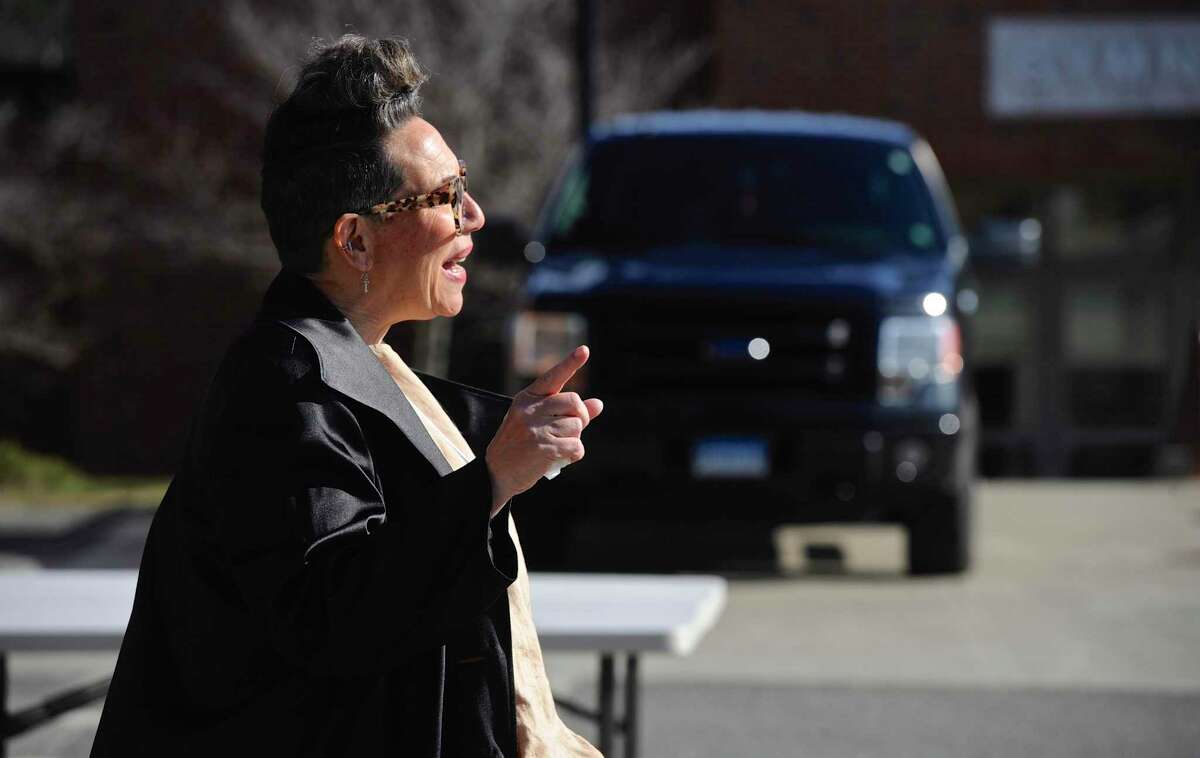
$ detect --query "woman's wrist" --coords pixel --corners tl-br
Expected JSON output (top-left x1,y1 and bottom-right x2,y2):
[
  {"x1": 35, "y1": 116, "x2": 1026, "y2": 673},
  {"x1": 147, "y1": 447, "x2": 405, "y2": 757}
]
[
  {"x1": 490, "y1": 495, "x2": 509, "y2": 519},
  {"x1": 486, "y1": 463, "x2": 512, "y2": 518}
]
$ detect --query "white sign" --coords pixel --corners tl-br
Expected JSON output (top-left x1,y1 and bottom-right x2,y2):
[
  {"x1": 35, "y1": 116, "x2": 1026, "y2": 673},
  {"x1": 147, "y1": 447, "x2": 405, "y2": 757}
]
[{"x1": 988, "y1": 16, "x2": 1200, "y2": 117}]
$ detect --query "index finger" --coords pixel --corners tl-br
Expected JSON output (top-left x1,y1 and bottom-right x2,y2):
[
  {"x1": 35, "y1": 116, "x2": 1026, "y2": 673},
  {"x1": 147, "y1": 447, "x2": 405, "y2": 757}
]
[{"x1": 524, "y1": 345, "x2": 589, "y2": 397}]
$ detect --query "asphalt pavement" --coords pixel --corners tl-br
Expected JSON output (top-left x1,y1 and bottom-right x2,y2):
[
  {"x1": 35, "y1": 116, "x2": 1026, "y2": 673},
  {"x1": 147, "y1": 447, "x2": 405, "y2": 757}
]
[{"x1": 2, "y1": 480, "x2": 1199, "y2": 757}]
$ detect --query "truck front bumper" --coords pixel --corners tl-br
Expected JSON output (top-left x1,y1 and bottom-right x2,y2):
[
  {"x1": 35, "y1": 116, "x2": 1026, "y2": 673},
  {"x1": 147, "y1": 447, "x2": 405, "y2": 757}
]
[{"x1": 536, "y1": 391, "x2": 978, "y2": 525}]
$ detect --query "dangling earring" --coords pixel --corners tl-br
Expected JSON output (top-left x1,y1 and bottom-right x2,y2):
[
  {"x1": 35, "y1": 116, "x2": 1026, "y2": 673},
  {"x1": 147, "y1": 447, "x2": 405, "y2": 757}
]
[{"x1": 344, "y1": 239, "x2": 369, "y2": 294}]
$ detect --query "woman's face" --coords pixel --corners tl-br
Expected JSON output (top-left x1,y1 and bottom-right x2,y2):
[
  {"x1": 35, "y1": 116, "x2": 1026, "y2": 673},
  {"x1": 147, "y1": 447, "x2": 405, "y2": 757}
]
[{"x1": 370, "y1": 118, "x2": 485, "y2": 321}]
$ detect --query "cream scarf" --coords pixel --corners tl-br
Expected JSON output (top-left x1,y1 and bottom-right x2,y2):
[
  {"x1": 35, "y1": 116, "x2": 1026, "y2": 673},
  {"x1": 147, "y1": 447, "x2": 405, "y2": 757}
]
[{"x1": 369, "y1": 343, "x2": 602, "y2": 758}]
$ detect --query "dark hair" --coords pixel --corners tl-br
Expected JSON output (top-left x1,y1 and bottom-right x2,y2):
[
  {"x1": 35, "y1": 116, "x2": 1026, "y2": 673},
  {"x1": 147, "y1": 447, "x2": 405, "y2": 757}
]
[{"x1": 260, "y1": 35, "x2": 428, "y2": 273}]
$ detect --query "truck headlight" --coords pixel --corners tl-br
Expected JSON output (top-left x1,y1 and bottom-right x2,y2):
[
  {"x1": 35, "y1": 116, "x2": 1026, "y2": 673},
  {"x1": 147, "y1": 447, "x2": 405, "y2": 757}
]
[
  {"x1": 877, "y1": 315, "x2": 962, "y2": 408},
  {"x1": 511, "y1": 311, "x2": 589, "y2": 384}
]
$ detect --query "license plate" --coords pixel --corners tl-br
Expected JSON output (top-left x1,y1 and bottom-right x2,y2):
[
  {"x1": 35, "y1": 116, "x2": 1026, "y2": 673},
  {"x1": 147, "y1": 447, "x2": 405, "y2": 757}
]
[{"x1": 690, "y1": 436, "x2": 770, "y2": 479}]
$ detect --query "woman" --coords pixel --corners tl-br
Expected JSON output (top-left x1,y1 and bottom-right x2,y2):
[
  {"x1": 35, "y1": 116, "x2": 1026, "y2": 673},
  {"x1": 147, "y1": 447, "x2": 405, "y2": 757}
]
[{"x1": 92, "y1": 35, "x2": 603, "y2": 757}]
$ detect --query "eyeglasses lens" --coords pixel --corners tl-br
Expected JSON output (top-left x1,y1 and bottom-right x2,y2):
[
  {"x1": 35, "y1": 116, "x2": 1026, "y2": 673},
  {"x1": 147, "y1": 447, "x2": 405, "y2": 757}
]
[{"x1": 453, "y1": 177, "x2": 464, "y2": 234}]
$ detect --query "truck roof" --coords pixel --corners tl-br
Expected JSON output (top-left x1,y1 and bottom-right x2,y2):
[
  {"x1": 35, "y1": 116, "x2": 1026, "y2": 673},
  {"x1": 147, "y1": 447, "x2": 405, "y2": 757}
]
[{"x1": 592, "y1": 109, "x2": 916, "y2": 147}]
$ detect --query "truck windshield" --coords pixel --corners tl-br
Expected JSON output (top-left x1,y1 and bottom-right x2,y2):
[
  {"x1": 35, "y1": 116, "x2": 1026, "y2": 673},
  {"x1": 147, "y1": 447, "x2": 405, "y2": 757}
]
[{"x1": 544, "y1": 135, "x2": 946, "y2": 255}]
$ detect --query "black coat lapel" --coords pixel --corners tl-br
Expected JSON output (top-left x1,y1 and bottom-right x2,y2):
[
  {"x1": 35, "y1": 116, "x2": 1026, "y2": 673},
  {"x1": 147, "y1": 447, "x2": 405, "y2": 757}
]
[
  {"x1": 417, "y1": 371, "x2": 513, "y2": 455},
  {"x1": 256, "y1": 271, "x2": 452, "y2": 477}
]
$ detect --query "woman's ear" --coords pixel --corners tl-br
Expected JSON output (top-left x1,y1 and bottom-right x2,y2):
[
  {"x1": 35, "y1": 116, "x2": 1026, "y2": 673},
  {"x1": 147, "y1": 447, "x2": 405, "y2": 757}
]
[{"x1": 331, "y1": 213, "x2": 371, "y2": 271}]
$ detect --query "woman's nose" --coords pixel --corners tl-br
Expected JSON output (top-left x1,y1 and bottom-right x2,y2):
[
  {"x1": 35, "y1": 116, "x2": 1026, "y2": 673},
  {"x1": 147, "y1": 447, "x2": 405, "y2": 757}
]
[{"x1": 463, "y1": 191, "x2": 485, "y2": 234}]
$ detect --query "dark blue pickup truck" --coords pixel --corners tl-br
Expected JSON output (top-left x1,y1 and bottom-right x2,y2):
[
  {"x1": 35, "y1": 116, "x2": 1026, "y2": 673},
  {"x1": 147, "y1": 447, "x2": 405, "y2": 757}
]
[{"x1": 509, "y1": 110, "x2": 978, "y2": 575}]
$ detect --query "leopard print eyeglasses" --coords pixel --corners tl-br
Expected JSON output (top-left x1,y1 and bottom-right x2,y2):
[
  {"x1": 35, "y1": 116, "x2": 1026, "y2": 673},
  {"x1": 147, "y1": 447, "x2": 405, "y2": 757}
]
[{"x1": 365, "y1": 159, "x2": 469, "y2": 235}]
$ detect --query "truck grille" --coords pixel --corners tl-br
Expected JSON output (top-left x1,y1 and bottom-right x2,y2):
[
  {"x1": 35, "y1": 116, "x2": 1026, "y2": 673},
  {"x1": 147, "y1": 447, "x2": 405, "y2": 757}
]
[{"x1": 579, "y1": 294, "x2": 878, "y2": 399}]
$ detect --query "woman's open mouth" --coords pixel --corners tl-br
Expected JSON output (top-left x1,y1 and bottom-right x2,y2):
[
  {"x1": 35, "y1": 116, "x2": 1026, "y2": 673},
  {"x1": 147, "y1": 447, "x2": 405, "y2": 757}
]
[{"x1": 441, "y1": 246, "x2": 471, "y2": 283}]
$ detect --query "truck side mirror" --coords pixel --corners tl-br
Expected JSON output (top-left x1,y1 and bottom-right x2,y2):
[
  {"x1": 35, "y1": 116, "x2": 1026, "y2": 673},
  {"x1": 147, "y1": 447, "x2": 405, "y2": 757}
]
[{"x1": 970, "y1": 216, "x2": 1041, "y2": 266}]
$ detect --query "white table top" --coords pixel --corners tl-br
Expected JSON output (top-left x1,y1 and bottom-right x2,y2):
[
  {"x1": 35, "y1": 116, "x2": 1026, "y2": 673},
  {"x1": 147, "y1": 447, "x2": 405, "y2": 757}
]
[
  {"x1": 0, "y1": 570, "x2": 726, "y2": 656},
  {"x1": 528, "y1": 573, "x2": 727, "y2": 656}
]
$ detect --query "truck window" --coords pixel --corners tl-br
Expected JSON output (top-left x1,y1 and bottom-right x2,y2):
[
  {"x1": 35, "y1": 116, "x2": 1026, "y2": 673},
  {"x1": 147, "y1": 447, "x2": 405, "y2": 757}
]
[{"x1": 545, "y1": 135, "x2": 947, "y2": 256}]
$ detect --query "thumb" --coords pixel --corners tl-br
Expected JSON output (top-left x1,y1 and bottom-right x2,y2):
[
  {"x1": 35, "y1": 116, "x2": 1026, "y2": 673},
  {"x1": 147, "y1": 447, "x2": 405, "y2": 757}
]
[
  {"x1": 524, "y1": 345, "x2": 589, "y2": 397},
  {"x1": 584, "y1": 397, "x2": 604, "y2": 420}
]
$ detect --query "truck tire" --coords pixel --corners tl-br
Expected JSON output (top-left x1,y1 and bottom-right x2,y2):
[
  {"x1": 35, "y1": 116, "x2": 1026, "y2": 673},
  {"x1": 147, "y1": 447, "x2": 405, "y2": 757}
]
[{"x1": 907, "y1": 487, "x2": 972, "y2": 575}]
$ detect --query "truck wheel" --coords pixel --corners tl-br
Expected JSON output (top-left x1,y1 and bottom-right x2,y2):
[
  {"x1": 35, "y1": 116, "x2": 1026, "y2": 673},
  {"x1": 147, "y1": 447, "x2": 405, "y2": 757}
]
[{"x1": 906, "y1": 488, "x2": 972, "y2": 575}]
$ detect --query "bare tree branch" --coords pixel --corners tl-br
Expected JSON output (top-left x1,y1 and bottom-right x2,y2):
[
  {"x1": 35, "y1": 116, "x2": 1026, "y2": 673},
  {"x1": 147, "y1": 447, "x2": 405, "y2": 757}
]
[
  {"x1": 221, "y1": 0, "x2": 707, "y2": 224},
  {"x1": 0, "y1": 0, "x2": 708, "y2": 370}
]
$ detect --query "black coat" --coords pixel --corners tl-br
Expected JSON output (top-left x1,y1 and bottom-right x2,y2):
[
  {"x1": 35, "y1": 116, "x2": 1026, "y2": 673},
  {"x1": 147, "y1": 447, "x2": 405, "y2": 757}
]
[{"x1": 91, "y1": 271, "x2": 521, "y2": 757}]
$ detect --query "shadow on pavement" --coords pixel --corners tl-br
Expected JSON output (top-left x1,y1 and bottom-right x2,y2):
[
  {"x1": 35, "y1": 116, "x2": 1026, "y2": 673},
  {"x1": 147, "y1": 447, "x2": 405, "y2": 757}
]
[{"x1": 0, "y1": 508, "x2": 153, "y2": 569}]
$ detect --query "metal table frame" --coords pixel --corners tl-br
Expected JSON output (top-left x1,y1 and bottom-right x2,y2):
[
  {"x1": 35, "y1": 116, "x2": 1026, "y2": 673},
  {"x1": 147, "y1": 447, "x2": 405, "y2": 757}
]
[
  {"x1": 0, "y1": 653, "x2": 109, "y2": 757},
  {"x1": 0, "y1": 653, "x2": 641, "y2": 758},
  {"x1": 555, "y1": 652, "x2": 640, "y2": 758}
]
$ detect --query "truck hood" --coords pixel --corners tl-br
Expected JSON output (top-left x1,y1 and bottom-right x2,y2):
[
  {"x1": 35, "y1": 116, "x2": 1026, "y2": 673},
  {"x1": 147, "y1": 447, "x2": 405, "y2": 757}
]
[{"x1": 526, "y1": 246, "x2": 953, "y2": 303}]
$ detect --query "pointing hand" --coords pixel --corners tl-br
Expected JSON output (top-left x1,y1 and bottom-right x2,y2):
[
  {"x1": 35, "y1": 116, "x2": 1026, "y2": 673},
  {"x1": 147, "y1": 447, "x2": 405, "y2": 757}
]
[{"x1": 484, "y1": 346, "x2": 604, "y2": 515}]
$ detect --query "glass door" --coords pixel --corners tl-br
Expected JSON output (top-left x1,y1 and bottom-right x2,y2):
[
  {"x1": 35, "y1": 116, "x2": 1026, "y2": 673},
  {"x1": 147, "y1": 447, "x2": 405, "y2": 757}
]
[{"x1": 1048, "y1": 182, "x2": 1183, "y2": 476}]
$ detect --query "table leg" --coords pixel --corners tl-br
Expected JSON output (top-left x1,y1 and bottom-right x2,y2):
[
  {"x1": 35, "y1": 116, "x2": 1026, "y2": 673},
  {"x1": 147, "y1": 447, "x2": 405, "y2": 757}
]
[
  {"x1": 597, "y1": 652, "x2": 615, "y2": 755},
  {"x1": 1, "y1": 651, "x2": 8, "y2": 758},
  {"x1": 623, "y1": 654, "x2": 639, "y2": 758}
]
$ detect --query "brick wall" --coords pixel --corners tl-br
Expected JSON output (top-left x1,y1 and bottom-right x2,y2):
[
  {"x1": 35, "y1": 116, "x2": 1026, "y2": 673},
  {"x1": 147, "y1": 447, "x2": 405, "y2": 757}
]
[{"x1": 711, "y1": 0, "x2": 1200, "y2": 184}]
